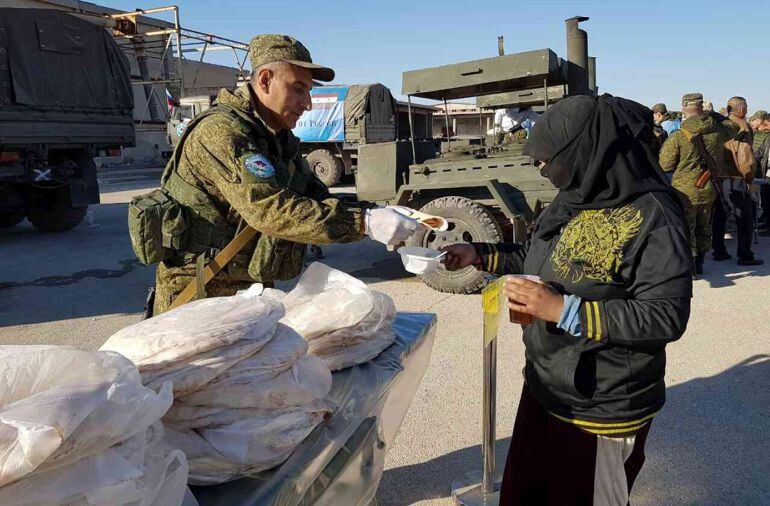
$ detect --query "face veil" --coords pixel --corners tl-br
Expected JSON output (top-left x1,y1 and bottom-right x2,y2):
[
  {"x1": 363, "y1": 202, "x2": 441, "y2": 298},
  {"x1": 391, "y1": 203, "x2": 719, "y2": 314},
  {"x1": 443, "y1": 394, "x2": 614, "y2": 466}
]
[{"x1": 523, "y1": 94, "x2": 680, "y2": 237}]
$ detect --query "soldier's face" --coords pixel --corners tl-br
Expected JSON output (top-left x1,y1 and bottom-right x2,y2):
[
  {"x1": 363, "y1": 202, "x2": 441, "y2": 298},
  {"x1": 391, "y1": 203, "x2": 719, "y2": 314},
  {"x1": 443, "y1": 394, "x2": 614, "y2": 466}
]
[
  {"x1": 653, "y1": 112, "x2": 664, "y2": 124},
  {"x1": 260, "y1": 64, "x2": 314, "y2": 130}
]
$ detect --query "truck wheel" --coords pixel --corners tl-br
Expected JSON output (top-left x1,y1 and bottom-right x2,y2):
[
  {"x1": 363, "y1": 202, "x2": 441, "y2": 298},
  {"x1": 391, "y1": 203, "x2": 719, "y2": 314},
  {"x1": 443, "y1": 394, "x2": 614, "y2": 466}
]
[
  {"x1": 307, "y1": 149, "x2": 344, "y2": 187},
  {"x1": 0, "y1": 210, "x2": 26, "y2": 228},
  {"x1": 407, "y1": 196, "x2": 502, "y2": 294},
  {"x1": 28, "y1": 206, "x2": 88, "y2": 232}
]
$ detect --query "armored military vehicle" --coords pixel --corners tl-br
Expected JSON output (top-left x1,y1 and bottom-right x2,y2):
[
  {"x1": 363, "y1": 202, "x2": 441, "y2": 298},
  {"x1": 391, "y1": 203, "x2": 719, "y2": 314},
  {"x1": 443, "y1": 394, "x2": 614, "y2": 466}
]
[
  {"x1": 294, "y1": 84, "x2": 397, "y2": 187},
  {"x1": 355, "y1": 17, "x2": 594, "y2": 293},
  {"x1": 0, "y1": 8, "x2": 134, "y2": 231}
]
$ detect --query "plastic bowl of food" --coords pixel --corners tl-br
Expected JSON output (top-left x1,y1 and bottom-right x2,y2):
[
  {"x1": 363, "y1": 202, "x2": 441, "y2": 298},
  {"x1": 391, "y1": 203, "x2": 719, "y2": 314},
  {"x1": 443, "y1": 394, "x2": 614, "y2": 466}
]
[{"x1": 398, "y1": 247, "x2": 446, "y2": 275}]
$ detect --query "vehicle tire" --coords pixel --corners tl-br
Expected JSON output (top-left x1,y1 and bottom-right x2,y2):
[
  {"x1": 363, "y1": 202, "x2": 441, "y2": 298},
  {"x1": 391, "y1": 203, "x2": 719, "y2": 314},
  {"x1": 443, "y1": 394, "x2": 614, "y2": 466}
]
[
  {"x1": 307, "y1": 149, "x2": 344, "y2": 187},
  {"x1": 0, "y1": 210, "x2": 26, "y2": 228},
  {"x1": 407, "y1": 196, "x2": 502, "y2": 294},
  {"x1": 28, "y1": 206, "x2": 88, "y2": 232}
]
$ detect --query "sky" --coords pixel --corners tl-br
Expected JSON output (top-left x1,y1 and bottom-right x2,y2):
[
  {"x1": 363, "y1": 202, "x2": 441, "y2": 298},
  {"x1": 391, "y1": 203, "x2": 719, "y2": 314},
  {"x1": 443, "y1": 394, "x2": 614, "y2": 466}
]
[{"x1": 99, "y1": 0, "x2": 769, "y2": 112}]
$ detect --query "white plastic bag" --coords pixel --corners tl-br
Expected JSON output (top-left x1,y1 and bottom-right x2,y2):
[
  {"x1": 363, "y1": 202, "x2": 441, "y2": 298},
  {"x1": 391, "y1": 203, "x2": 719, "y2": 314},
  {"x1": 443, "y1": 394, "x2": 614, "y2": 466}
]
[
  {"x1": 164, "y1": 406, "x2": 329, "y2": 485},
  {"x1": 178, "y1": 354, "x2": 332, "y2": 410},
  {"x1": 0, "y1": 425, "x2": 189, "y2": 506},
  {"x1": 0, "y1": 346, "x2": 172, "y2": 487},
  {"x1": 163, "y1": 400, "x2": 334, "y2": 431},
  {"x1": 308, "y1": 291, "x2": 397, "y2": 370},
  {"x1": 141, "y1": 327, "x2": 277, "y2": 396},
  {"x1": 100, "y1": 296, "x2": 284, "y2": 372},
  {"x1": 281, "y1": 263, "x2": 373, "y2": 339}
]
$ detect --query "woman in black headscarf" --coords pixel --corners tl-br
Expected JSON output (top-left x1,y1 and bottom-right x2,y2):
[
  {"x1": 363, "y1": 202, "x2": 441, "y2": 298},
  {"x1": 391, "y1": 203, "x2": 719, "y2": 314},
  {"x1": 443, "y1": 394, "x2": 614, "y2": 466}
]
[{"x1": 442, "y1": 95, "x2": 692, "y2": 505}]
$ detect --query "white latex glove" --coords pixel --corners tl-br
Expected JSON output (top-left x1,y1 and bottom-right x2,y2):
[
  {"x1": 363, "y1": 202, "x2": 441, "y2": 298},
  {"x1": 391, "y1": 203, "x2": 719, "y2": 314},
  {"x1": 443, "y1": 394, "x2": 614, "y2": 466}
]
[{"x1": 365, "y1": 207, "x2": 419, "y2": 245}]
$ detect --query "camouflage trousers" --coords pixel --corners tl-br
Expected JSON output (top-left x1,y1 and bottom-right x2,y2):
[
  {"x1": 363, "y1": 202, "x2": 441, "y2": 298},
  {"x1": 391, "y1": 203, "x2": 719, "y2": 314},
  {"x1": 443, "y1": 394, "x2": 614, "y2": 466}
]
[
  {"x1": 153, "y1": 261, "x2": 261, "y2": 315},
  {"x1": 679, "y1": 196, "x2": 714, "y2": 258}
]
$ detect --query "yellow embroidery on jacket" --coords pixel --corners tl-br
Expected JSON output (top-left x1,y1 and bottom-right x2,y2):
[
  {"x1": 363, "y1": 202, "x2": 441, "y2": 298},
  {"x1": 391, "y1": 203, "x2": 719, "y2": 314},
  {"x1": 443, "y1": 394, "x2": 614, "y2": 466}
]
[{"x1": 552, "y1": 206, "x2": 643, "y2": 283}]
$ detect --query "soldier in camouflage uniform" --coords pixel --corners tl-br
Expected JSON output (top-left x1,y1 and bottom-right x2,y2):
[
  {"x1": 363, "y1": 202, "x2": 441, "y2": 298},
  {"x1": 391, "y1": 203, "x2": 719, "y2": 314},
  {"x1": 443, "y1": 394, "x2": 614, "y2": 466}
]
[
  {"x1": 152, "y1": 35, "x2": 418, "y2": 314},
  {"x1": 659, "y1": 93, "x2": 731, "y2": 275},
  {"x1": 712, "y1": 97, "x2": 763, "y2": 266}
]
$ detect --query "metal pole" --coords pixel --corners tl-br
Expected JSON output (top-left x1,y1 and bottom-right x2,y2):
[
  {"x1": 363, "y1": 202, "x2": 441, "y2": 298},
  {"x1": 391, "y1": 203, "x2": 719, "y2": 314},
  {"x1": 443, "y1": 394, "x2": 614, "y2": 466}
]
[
  {"x1": 482, "y1": 333, "x2": 497, "y2": 496},
  {"x1": 173, "y1": 6, "x2": 184, "y2": 96},
  {"x1": 478, "y1": 107, "x2": 483, "y2": 141},
  {"x1": 407, "y1": 96, "x2": 417, "y2": 164},
  {"x1": 543, "y1": 78, "x2": 549, "y2": 110},
  {"x1": 444, "y1": 97, "x2": 452, "y2": 152}
]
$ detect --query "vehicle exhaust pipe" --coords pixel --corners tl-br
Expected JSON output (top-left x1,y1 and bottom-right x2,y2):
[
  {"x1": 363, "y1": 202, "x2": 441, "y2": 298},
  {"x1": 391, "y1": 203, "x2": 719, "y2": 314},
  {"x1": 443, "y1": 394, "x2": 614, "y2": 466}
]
[
  {"x1": 566, "y1": 16, "x2": 590, "y2": 95},
  {"x1": 588, "y1": 56, "x2": 597, "y2": 95}
]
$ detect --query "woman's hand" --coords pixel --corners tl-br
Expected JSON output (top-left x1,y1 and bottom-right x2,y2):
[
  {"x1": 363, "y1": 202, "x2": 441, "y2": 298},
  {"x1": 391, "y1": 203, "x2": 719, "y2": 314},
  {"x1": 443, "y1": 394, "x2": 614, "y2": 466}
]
[
  {"x1": 440, "y1": 244, "x2": 479, "y2": 271},
  {"x1": 503, "y1": 277, "x2": 564, "y2": 323}
]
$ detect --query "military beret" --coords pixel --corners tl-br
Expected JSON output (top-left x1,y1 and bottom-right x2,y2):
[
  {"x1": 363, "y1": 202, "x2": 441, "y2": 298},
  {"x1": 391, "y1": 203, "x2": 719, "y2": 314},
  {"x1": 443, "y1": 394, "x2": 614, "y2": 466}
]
[
  {"x1": 749, "y1": 110, "x2": 768, "y2": 122},
  {"x1": 681, "y1": 93, "x2": 703, "y2": 107},
  {"x1": 249, "y1": 34, "x2": 335, "y2": 82}
]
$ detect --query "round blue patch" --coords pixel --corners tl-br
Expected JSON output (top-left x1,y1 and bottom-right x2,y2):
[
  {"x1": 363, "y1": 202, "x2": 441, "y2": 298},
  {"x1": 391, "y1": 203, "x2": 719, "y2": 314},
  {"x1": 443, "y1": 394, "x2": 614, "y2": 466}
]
[
  {"x1": 244, "y1": 154, "x2": 275, "y2": 179},
  {"x1": 176, "y1": 122, "x2": 187, "y2": 137}
]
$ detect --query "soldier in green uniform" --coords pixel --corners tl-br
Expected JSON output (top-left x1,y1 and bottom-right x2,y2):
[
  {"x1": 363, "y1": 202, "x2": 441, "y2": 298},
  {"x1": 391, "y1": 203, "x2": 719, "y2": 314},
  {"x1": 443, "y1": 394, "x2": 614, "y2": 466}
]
[
  {"x1": 152, "y1": 34, "x2": 419, "y2": 314},
  {"x1": 659, "y1": 93, "x2": 730, "y2": 276},
  {"x1": 749, "y1": 110, "x2": 767, "y2": 133}
]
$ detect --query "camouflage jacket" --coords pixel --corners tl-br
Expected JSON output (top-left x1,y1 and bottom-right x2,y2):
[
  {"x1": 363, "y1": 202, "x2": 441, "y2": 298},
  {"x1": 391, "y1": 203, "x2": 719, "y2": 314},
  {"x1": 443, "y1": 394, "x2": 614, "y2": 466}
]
[
  {"x1": 157, "y1": 85, "x2": 365, "y2": 299},
  {"x1": 659, "y1": 114, "x2": 729, "y2": 205}
]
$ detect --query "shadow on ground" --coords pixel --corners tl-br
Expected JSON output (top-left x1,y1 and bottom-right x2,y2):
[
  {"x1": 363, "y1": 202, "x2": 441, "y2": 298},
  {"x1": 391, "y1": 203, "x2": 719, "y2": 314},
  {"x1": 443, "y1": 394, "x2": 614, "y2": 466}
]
[
  {"x1": 701, "y1": 237, "x2": 770, "y2": 288},
  {"x1": 379, "y1": 355, "x2": 770, "y2": 505},
  {"x1": 0, "y1": 202, "x2": 156, "y2": 326}
]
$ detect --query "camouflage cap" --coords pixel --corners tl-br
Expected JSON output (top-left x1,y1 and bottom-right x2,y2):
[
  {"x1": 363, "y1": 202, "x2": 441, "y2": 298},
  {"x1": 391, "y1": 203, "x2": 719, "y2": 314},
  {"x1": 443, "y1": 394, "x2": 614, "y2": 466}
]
[
  {"x1": 749, "y1": 110, "x2": 768, "y2": 122},
  {"x1": 249, "y1": 34, "x2": 335, "y2": 82},
  {"x1": 681, "y1": 93, "x2": 703, "y2": 108},
  {"x1": 651, "y1": 103, "x2": 668, "y2": 114}
]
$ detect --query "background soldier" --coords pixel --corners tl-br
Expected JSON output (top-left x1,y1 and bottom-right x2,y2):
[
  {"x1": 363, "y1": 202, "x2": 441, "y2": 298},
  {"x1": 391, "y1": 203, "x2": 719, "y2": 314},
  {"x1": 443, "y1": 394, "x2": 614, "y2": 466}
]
[
  {"x1": 712, "y1": 96, "x2": 763, "y2": 266},
  {"x1": 749, "y1": 110, "x2": 768, "y2": 132},
  {"x1": 659, "y1": 93, "x2": 725, "y2": 276},
  {"x1": 151, "y1": 34, "x2": 419, "y2": 314}
]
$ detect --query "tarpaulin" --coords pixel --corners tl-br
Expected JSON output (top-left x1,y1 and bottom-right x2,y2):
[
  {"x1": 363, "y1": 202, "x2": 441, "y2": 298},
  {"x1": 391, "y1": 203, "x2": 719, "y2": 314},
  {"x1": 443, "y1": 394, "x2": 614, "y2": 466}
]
[
  {"x1": 191, "y1": 312, "x2": 437, "y2": 506},
  {"x1": 293, "y1": 87, "x2": 349, "y2": 142},
  {"x1": 0, "y1": 8, "x2": 133, "y2": 112}
]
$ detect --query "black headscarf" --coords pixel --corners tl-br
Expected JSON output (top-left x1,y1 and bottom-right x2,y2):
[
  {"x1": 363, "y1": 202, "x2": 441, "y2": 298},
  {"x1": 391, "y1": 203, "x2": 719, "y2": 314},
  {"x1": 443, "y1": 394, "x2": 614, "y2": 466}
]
[{"x1": 523, "y1": 94, "x2": 679, "y2": 237}]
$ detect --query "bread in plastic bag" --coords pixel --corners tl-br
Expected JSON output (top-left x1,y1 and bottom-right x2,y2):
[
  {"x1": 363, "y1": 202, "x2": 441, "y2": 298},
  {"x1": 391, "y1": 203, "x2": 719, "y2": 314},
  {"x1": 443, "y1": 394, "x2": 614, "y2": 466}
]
[
  {"x1": 308, "y1": 291, "x2": 397, "y2": 370},
  {"x1": 280, "y1": 263, "x2": 373, "y2": 339},
  {"x1": 141, "y1": 328, "x2": 277, "y2": 396},
  {"x1": 0, "y1": 346, "x2": 173, "y2": 488},
  {"x1": 163, "y1": 405, "x2": 329, "y2": 485},
  {"x1": 163, "y1": 400, "x2": 334, "y2": 431},
  {"x1": 100, "y1": 296, "x2": 284, "y2": 372},
  {"x1": 0, "y1": 424, "x2": 188, "y2": 506},
  {"x1": 178, "y1": 354, "x2": 332, "y2": 410}
]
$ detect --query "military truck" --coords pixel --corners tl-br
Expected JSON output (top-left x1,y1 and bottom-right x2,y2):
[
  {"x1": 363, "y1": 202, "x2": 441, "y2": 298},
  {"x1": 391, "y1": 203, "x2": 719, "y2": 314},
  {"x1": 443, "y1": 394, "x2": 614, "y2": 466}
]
[
  {"x1": 0, "y1": 8, "x2": 134, "y2": 231},
  {"x1": 294, "y1": 84, "x2": 397, "y2": 187},
  {"x1": 167, "y1": 94, "x2": 216, "y2": 148},
  {"x1": 355, "y1": 17, "x2": 594, "y2": 293}
]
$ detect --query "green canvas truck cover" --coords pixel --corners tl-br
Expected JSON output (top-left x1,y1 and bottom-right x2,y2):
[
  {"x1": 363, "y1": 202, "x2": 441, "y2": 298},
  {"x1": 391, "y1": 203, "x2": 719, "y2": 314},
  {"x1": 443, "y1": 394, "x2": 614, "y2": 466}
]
[{"x1": 0, "y1": 8, "x2": 134, "y2": 145}]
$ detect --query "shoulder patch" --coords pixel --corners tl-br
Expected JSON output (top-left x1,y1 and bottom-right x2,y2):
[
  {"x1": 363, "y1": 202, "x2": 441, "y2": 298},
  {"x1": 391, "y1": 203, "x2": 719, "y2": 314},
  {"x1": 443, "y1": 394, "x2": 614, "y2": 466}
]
[{"x1": 244, "y1": 154, "x2": 275, "y2": 179}]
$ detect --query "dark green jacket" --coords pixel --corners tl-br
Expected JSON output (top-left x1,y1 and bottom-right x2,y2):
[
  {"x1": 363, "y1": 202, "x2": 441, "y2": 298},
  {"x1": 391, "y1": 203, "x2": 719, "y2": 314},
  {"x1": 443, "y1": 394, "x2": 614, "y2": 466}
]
[{"x1": 659, "y1": 114, "x2": 729, "y2": 205}]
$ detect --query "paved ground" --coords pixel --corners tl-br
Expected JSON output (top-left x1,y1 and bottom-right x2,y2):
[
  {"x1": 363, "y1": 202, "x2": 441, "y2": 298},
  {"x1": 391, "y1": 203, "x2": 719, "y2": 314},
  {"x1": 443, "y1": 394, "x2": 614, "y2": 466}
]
[{"x1": 1, "y1": 178, "x2": 768, "y2": 505}]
